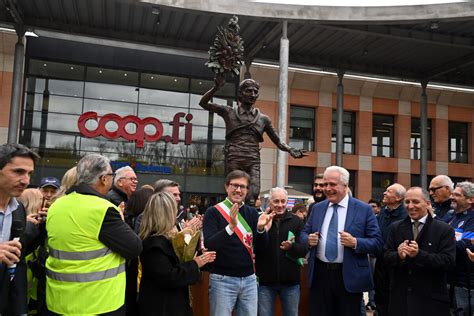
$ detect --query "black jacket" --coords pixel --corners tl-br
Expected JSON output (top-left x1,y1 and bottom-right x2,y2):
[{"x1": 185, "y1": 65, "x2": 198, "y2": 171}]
[
  {"x1": 255, "y1": 211, "x2": 307, "y2": 286},
  {"x1": 138, "y1": 235, "x2": 200, "y2": 316},
  {"x1": 384, "y1": 215, "x2": 455, "y2": 316},
  {"x1": 0, "y1": 201, "x2": 42, "y2": 315},
  {"x1": 106, "y1": 185, "x2": 128, "y2": 207}
]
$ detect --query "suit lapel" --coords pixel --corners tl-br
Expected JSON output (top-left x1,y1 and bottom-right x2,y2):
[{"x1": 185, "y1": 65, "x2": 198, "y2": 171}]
[
  {"x1": 416, "y1": 214, "x2": 432, "y2": 242},
  {"x1": 314, "y1": 200, "x2": 330, "y2": 232},
  {"x1": 344, "y1": 197, "x2": 356, "y2": 231}
]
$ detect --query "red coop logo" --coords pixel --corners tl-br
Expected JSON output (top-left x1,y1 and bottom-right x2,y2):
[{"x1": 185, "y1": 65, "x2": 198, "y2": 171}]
[{"x1": 78, "y1": 112, "x2": 193, "y2": 148}]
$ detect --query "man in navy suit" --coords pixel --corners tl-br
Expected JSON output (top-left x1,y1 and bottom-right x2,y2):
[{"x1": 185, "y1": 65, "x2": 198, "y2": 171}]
[{"x1": 300, "y1": 166, "x2": 383, "y2": 316}]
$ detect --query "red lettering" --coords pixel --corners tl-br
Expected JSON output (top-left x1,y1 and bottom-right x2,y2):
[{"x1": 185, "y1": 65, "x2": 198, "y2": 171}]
[{"x1": 77, "y1": 111, "x2": 172, "y2": 148}]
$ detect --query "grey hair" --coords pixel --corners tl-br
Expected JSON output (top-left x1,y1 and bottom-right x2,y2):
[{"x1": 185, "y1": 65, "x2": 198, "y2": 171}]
[
  {"x1": 324, "y1": 166, "x2": 350, "y2": 185},
  {"x1": 408, "y1": 186, "x2": 431, "y2": 201},
  {"x1": 269, "y1": 187, "x2": 288, "y2": 200},
  {"x1": 113, "y1": 166, "x2": 134, "y2": 186},
  {"x1": 153, "y1": 179, "x2": 179, "y2": 193},
  {"x1": 391, "y1": 183, "x2": 407, "y2": 199},
  {"x1": 77, "y1": 154, "x2": 110, "y2": 185},
  {"x1": 456, "y1": 182, "x2": 474, "y2": 199},
  {"x1": 433, "y1": 175, "x2": 454, "y2": 191}
]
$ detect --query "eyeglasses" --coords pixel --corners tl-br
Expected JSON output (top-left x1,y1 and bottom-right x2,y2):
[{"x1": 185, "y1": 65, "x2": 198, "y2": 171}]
[
  {"x1": 102, "y1": 172, "x2": 115, "y2": 178},
  {"x1": 428, "y1": 185, "x2": 445, "y2": 193},
  {"x1": 120, "y1": 177, "x2": 138, "y2": 183},
  {"x1": 228, "y1": 183, "x2": 248, "y2": 190}
]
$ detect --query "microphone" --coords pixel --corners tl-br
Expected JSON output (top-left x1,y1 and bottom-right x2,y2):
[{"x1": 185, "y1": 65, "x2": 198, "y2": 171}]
[{"x1": 7, "y1": 220, "x2": 23, "y2": 281}]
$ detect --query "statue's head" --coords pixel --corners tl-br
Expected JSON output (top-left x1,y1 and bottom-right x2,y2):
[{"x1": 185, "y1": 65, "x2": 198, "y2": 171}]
[{"x1": 238, "y1": 79, "x2": 260, "y2": 105}]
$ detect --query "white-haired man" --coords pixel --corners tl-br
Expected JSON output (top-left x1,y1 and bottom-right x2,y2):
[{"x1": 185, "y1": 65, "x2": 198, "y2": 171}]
[
  {"x1": 45, "y1": 154, "x2": 142, "y2": 315},
  {"x1": 255, "y1": 187, "x2": 307, "y2": 316},
  {"x1": 107, "y1": 166, "x2": 138, "y2": 206},
  {"x1": 301, "y1": 166, "x2": 383, "y2": 316},
  {"x1": 429, "y1": 175, "x2": 454, "y2": 219}
]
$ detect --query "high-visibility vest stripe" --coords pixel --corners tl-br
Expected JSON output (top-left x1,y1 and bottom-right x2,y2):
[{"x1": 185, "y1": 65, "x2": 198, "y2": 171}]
[
  {"x1": 46, "y1": 263, "x2": 126, "y2": 283},
  {"x1": 49, "y1": 246, "x2": 111, "y2": 260}
]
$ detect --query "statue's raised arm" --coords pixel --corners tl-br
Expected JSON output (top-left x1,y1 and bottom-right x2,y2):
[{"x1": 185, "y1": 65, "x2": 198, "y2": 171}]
[{"x1": 199, "y1": 16, "x2": 306, "y2": 205}]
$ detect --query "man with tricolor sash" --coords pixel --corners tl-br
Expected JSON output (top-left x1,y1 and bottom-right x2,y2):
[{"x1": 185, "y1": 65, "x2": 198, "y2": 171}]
[{"x1": 203, "y1": 170, "x2": 274, "y2": 316}]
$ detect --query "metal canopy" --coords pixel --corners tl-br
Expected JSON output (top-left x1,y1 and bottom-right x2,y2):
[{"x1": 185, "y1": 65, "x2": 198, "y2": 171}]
[{"x1": 1, "y1": 0, "x2": 474, "y2": 88}]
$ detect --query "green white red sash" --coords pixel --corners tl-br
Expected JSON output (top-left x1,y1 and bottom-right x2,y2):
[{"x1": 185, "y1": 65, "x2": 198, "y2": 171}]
[{"x1": 215, "y1": 199, "x2": 255, "y2": 271}]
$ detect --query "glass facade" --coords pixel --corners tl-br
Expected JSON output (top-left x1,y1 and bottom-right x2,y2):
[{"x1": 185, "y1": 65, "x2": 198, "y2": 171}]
[
  {"x1": 289, "y1": 106, "x2": 315, "y2": 151},
  {"x1": 449, "y1": 121, "x2": 469, "y2": 163},
  {"x1": 411, "y1": 118, "x2": 432, "y2": 160},
  {"x1": 331, "y1": 111, "x2": 355, "y2": 154},
  {"x1": 372, "y1": 172, "x2": 395, "y2": 200},
  {"x1": 372, "y1": 114, "x2": 394, "y2": 157},
  {"x1": 20, "y1": 59, "x2": 238, "y2": 203}
]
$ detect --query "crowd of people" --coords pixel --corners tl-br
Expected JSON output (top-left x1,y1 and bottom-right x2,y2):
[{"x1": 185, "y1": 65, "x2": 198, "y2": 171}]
[{"x1": 0, "y1": 142, "x2": 473, "y2": 315}]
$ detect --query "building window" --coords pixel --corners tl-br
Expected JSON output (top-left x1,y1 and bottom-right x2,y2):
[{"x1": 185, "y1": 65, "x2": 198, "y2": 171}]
[
  {"x1": 372, "y1": 172, "x2": 395, "y2": 200},
  {"x1": 348, "y1": 170, "x2": 356, "y2": 197},
  {"x1": 372, "y1": 115, "x2": 394, "y2": 157},
  {"x1": 410, "y1": 174, "x2": 434, "y2": 187},
  {"x1": 288, "y1": 166, "x2": 314, "y2": 194},
  {"x1": 331, "y1": 111, "x2": 355, "y2": 154},
  {"x1": 449, "y1": 122, "x2": 469, "y2": 163},
  {"x1": 289, "y1": 106, "x2": 314, "y2": 151},
  {"x1": 411, "y1": 118, "x2": 432, "y2": 160}
]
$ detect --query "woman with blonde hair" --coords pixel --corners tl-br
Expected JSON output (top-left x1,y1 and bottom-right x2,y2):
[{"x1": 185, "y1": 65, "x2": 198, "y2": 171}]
[
  {"x1": 51, "y1": 166, "x2": 78, "y2": 203},
  {"x1": 18, "y1": 188, "x2": 43, "y2": 216},
  {"x1": 138, "y1": 191, "x2": 216, "y2": 316}
]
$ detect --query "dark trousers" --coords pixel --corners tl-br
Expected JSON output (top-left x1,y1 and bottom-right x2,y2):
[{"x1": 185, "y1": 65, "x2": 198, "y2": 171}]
[
  {"x1": 374, "y1": 256, "x2": 390, "y2": 316},
  {"x1": 310, "y1": 260, "x2": 362, "y2": 316}
]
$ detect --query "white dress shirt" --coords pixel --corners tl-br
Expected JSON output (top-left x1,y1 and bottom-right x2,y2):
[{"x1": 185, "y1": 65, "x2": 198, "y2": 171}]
[{"x1": 317, "y1": 194, "x2": 349, "y2": 263}]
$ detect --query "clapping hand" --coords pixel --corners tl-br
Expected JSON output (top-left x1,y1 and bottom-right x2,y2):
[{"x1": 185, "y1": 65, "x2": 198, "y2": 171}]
[
  {"x1": 193, "y1": 249, "x2": 217, "y2": 268},
  {"x1": 257, "y1": 207, "x2": 275, "y2": 232},
  {"x1": 229, "y1": 203, "x2": 239, "y2": 230}
]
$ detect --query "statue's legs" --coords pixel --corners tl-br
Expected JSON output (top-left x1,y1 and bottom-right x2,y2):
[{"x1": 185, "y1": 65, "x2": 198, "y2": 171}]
[{"x1": 226, "y1": 157, "x2": 260, "y2": 206}]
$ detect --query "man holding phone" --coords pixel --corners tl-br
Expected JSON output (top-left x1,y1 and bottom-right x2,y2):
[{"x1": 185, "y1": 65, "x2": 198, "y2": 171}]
[
  {"x1": 39, "y1": 177, "x2": 60, "y2": 203},
  {"x1": 0, "y1": 143, "x2": 39, "y2": 314}
]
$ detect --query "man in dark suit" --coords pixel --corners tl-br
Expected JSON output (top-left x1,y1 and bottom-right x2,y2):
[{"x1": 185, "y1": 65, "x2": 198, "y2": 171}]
[
  {"x1": 0, "y1": 143, "x2": 40, "y2": 315},
  {"x1": 300, "y1": 165, "x2": 383, "y2": 316},
  {"x1": 384, "y1": 186, "x2": 455, "y2": 316}
]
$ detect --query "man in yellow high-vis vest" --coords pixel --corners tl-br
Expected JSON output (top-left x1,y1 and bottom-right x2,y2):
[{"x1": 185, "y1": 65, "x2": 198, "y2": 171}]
[{"x1": 46, "y1": 154, "x2": 142, "y2": 315}]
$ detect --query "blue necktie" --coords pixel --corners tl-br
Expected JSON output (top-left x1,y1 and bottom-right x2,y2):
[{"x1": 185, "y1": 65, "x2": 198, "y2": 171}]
[{"x1": 325, "y1": 204, "x2": 339, "y2": 262}]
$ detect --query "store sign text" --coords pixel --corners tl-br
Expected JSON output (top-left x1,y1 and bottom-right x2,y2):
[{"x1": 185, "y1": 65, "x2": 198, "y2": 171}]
[{"x1": 78, "y1": 112, "x2": 193, "y2": 148}]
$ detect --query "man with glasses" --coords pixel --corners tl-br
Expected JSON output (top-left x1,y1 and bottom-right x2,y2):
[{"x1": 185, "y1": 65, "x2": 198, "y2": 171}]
[
  {"x1": 203, "y1": 170, "x2": 274, "y2": 316},
  {"x1": 45, "y1": 154, "x2": 142, "y2": 315},
  {"x1": 107, "y1": 166, "x2": 138, "y2": 207},
  {"x1": 301, "y1": 166, "x2": 383, "y2": 316},
  {"x1": 429, "y1": 175, "x2": 455, "y2": 219},
  {"x1": 0, "y1": 143, "x2": 39, "y2": 314},
  {"x1": 444, "y1": 181, "x2": 474, "y2": 315}
]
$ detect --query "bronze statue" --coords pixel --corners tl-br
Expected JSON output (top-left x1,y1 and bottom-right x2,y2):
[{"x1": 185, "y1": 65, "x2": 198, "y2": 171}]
[{"x1": 199, "y1": 74, "x2": 305, "y2": 205}]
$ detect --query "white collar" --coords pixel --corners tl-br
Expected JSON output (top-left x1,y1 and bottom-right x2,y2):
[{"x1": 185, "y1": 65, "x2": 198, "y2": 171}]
[{"x1": 329, "y1": 194, "x2": 349, "y2": 209}]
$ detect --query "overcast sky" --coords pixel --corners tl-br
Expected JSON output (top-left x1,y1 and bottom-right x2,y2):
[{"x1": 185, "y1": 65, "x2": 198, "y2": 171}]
[{"x1": 253, "y1": 0, "x2": 465, "y2": 6}]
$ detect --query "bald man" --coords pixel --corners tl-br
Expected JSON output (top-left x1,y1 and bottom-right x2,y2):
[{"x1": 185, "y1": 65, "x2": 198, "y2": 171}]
[{"x1": 374, "y1": 183, "x2": 408, "y2": 316}]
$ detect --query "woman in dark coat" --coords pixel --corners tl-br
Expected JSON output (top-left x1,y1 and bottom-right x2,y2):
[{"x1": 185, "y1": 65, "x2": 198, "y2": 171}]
[{"x1": 138, "y1": 191, "x2": 216, "y2": 316}]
